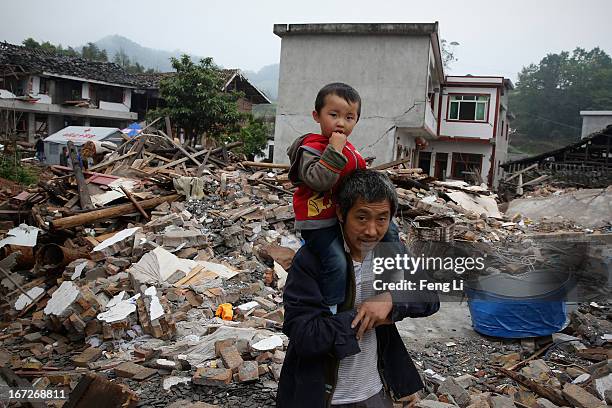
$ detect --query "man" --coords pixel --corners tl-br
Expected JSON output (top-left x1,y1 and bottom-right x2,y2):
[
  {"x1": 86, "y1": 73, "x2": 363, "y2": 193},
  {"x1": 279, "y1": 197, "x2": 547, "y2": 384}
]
[
  {"x1": 59, "y1": 147, "x2": 68, "y2": 167},
  {"x1": 277, "y1": 169, "x2": 440, "y2": 408},
  {"x1": 34, "y1": 136, "x2": 45, "y2": 162}
]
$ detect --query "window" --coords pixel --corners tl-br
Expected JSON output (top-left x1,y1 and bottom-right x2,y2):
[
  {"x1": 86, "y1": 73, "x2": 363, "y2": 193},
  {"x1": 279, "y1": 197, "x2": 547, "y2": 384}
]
[
  {"x1": 451, "y1": 153, "x2": 483, "y2": 181},
  {"x1": 418, "y1": 151, "x2": 431, "y2": 175},
  {"x1": 39, "y1": 77, "x2": 48, "y2": 94},
  {"x1": 95, "y1": 85, "x2": 124, "y2": 103},
  {"x1": 448, "y1": 95, "x2": 489, "y2": 122}
]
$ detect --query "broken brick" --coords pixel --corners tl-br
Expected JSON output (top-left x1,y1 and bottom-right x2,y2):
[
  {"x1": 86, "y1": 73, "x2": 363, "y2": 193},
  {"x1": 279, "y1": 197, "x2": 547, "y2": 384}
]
[
  {"x1": 72, "y1": 347, "x2": 102, "y2": 367},
  {"x1": 192, "y1": 367, "x2": 232, "y2": 386},
  {"x1": 220, "y1": 345, "x2": 243, "y2": 372},
  {"x1": 238, "y1": 361, "x2": 259, "y2": 382}
]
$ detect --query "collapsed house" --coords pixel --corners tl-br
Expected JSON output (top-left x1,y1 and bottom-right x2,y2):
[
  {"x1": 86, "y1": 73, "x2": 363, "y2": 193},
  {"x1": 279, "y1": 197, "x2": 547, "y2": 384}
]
[
  {"x1": 0, "y1": 42, "x2": 270, "y2": 144},
  {"x1": 500, "y1": 124, "x2": 612, "y2": 195}
]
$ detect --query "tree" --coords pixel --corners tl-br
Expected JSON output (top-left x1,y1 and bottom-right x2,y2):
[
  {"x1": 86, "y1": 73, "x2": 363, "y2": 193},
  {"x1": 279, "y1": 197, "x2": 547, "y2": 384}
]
[
  {"x1": 22, "y1": 38, "x2": 40, "y2": 49},
  {"x1": 510, "y1": 47, "x2": 612, "y2": 147},
  {"x1": 113, "y1": 49, "x2": 131, "y2": 67},
  {"x1": 148, "y1": 55, "x2": 243, "y2": 145},
  {"x1": 82, "y1": 42, "x2": 107, "y2": 61},
  {"x1": 230, "y1": 115, "x2": 270, "y2": 159},
  {"x1": 441, "y1": 39, "x2": 459, "y2": 71}
]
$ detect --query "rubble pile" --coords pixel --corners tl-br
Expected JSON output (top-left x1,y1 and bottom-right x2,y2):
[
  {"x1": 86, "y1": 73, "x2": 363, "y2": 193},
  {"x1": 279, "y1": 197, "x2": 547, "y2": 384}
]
[
  {"x1": 411, "y1": 303, "x2": 611, "y2": 408},
  {"x1": 0, "y1": 123, "x2": 609, "y2": 407}
]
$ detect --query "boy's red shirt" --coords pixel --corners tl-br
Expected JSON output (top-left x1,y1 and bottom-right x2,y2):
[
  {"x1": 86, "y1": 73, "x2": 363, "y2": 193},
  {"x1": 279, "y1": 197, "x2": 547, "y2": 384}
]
[{"x1": 293, "y1": 133, "x2": 366, "y2": 224}]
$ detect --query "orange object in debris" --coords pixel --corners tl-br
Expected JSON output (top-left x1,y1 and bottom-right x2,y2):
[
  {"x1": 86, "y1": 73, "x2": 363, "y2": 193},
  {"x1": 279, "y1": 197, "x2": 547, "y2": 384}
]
[{"x1": 215, "y1": 303, "x2": 234, "y2": 321}]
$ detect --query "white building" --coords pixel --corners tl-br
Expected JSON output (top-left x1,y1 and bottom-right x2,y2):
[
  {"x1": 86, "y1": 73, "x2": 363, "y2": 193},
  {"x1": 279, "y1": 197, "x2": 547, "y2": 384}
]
[
  {"x1": 418, "y1": 76, "x2": 513, "y2": 187},
  {"x1": 272, "y1": 23, "x2": 444, "y2": 166},
  {"x1": 580, "y1": 111, "x2": 612, "y2": 138}
]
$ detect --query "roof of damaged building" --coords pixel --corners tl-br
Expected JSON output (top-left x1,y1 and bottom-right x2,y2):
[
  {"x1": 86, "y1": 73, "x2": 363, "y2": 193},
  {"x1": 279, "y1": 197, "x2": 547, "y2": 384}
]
[
  {"x1": 133, "y1": 68, "x2": 271, "y2": 104},
  {"x1": 0, "y1": 42, "x2": 142, "y2": 87},
  {"x1": 0, "y1": 42, "x2": 271, "y2": 103},
  {"x1": 502, "y1": 124, "x2": 612, "y2": 169}
]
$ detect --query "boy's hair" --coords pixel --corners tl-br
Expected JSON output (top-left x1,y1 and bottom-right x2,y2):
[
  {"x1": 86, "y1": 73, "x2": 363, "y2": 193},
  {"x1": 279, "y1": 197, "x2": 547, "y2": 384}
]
[{"x1": 315, "y1": 82, "x2": 361, "y2": 119}]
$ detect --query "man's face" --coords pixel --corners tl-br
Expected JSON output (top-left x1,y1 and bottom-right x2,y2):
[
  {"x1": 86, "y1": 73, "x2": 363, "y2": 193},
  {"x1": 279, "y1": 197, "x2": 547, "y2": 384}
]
[
  {"x1": 339, "y1": 198, "x2": 391, "y2": 260},
  {"x1": 312, "y1": 94, "x2": 359, "y2": 138}
]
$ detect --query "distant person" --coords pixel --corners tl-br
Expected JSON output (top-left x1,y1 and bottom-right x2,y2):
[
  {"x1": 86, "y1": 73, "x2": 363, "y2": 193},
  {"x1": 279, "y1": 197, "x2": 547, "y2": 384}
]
[
  {"x1": 34, "y1": 136, "x2": 45, "y2": 161},
  {"x1": 287, "y1": 82, "x2": 401, "y2": 315},
  {"x1": 60, "y1": 146, "x2": 68, "y2": 167}
]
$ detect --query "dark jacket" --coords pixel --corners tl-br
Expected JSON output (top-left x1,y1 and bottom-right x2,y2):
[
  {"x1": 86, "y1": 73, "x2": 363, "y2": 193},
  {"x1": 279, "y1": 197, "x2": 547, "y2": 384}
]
[{"x1": 277, "y1": 244, "x2": 440, "y2": 408}]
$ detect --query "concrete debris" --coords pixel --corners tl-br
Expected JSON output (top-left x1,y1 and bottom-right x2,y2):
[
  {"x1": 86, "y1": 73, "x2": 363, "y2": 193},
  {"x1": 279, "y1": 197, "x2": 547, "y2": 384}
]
[
  {"x1": 14, "y1": 286, "x2": 44, "y2": 311},
  {"x1": 507, "y1": 187, "x2": 612, "y2": 228},
  {"x1": 0, "y1": 224, "x2": 40, "y2": 248}
]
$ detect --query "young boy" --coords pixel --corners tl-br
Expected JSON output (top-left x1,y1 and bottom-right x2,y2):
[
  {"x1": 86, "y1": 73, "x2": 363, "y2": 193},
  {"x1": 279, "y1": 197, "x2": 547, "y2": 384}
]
[{"x1": 287, "y1": 82, "x2": 399, "y2": 313}]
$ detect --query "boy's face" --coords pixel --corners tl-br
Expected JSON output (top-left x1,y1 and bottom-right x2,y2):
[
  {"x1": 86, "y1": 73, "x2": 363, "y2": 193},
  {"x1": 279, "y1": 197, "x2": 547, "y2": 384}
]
[{"x1": 312, "y1": 94, "x2": 359, "y2": 138}]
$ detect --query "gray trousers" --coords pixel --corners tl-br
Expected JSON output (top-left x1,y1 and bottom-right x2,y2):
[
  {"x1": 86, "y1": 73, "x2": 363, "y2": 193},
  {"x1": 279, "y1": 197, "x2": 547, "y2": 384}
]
[{"x1": 331, "y1": 389, "x2": 394, "y2": 408}]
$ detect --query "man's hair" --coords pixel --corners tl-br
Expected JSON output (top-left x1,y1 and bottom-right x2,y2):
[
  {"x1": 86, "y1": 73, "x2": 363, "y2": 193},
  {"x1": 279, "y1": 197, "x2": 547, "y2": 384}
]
[
  {"x1": 336, "y1": 169, "x2": 398, "y2": 221},
  {"x1": 315, "y1": 82, "x2": 361, "y2": 119}
]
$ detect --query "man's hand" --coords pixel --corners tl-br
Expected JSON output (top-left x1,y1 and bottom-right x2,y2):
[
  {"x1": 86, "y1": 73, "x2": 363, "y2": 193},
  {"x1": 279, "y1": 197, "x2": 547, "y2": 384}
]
[
  {"x1": 351, "y1": 292, "x2": 393, "y2": 340},
  {"x1": 398, "y1": 392, "x2": 421, "y2": 407},
  {"x1": 329, "y1": 131, "x2": 347, "y2": 153}
]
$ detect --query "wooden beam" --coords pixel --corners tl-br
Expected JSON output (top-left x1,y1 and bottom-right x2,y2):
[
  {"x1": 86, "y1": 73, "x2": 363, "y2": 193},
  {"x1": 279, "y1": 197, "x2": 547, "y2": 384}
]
[
  {"x1": 158, "y1": 130, "x2": 201, "y2": 166},
  {"x1": 495, "y1": 367, "x2": 569, "y2": 407},
  {"x1": 67, "y1": 141, "x2": 94, "y2": 210},
  {"x1": 120, "y1": 186, "x2": 150, "y2": 220},
  {"x1": 372, "y1": 156, "x2": 412, "y2": 170},
  {"x1": 504, "y1": 163, "x2": 539, "y2": 182},
  {"x1": 241, "y1": 161, "x2": 289, "y2": 169},
  {"x1": 164, "y1": 116, "x2": 173, "y2": 139},
  {"x1": 50, "y1": 195, "x2": 178, "y2": 230},
  {"x1": 149, "y1": 141, "x2": 243, "y2": 173},
  {"x1": 522, "y1": 175, "x2": 551, "y2": 187},
  {"x1": 88, "y1": 151, "x2": 138, "y2": 171}
]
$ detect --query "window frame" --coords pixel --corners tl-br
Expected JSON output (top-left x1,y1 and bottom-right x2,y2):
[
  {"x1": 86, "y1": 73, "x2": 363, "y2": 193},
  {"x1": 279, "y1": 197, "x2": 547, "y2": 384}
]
[
  {"x1": 451, "y1": 152, "x2": 483, "y2": 180},
  {"x1": 446, "y1": 93, "x2": 491, "y2": 123}
]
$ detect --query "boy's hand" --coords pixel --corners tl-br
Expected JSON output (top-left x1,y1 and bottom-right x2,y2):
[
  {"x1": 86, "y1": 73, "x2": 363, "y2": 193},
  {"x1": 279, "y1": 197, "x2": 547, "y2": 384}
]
[{"x1": 329, "y1": 132, "x2": 347, "y2": 153}]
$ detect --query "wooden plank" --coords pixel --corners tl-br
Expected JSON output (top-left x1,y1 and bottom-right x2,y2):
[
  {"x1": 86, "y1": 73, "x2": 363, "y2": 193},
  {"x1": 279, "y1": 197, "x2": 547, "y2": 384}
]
[
  {"x1": 495, "y1": 367, "x2": 568, "y2": 407},
  {"x1": 521, "y1": 174, "x2": 551, "y2": 188},
  {"x1": 0, "y1": 368, "x2": 47, "y2": 408},
  {"x1": 241, "y1": 161, "x2": 289, "y2": 169},
  {"x1": 504, "y1": 163, "x2": 539, "y2": 182},
  {"x1": 120, "y1": 186, "x2": 150, "y2": 220},
  {"x1": 88, "y1": 151, "x2": 137, "y2": 172},
  {"x1": 164, "y1": 116, "x2": 173, "y2": 139},
  {"x1": 63, "y1": 373, "x2": 138, "y2": 408},
  {"x1": 158, "y1": 130, "x2": 201, "y2": 166},
  {"x1": 372, "y1": 156, "x2": 412, "y2": 170},
  {"x1": 196, "y1": 148, "x2": 212, "y2": 177},
  {"x1": 149, "y1": 141, "x2": 242, "y2": 173},
  {"x1": 67, "y1": 141, "x2": 94, "y2": 210}
]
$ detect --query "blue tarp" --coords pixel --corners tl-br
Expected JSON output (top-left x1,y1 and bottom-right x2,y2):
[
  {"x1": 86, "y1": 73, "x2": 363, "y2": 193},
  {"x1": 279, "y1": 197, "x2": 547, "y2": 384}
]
[
  {"x1": 466, "y1": 295, "x2": 567, "y2": 338},
  {"x1": 121, "y1": 123, "x2": 142, "y2": 137}
]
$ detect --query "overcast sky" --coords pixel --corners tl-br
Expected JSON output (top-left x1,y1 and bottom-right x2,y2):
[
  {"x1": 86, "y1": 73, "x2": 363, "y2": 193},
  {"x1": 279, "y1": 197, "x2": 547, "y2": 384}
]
[{"x1": 3, "y1": 0, "x2": 612, "y2": 81}]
